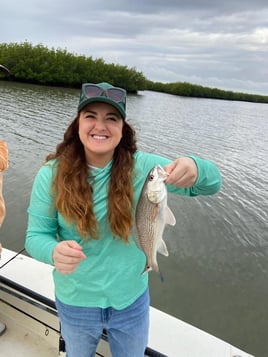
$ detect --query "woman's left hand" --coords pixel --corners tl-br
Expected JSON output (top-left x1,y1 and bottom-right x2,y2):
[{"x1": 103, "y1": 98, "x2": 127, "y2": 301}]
[{"x1": 164, "y1": 157, "x2": 198, "y2": 188}]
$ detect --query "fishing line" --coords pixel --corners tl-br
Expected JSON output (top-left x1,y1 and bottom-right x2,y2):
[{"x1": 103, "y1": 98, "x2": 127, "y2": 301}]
[{"x1": 0, "y1": 248, "x2": 25, "y2": 269}]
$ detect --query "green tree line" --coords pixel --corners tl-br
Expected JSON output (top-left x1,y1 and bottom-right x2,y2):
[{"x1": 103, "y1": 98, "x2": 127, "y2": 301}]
[
  {"x1": 1, "y1": 41, "x2": 268, "y2": 103},
  {"x1": 146, "y1": 80, "x2": 268, "y2": 103},
  {"x1": 0, "y1": 41, "x2": 147, "y2": 92}
]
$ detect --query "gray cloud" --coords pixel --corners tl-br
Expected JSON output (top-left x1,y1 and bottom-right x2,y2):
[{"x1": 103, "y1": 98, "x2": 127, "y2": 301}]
[{"x1": 1, "y1": 0, "x2": 268, "y2": 94}]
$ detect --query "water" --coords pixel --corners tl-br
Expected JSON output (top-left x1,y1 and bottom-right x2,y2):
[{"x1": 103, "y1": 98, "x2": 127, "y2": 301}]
[{"x1": 1, "y1": 81, "x2": 268, "y2": 357}]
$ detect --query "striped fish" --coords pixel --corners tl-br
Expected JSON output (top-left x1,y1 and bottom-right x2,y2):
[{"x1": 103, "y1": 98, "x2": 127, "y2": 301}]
[{"x1": 135, "y1": 165, "x2": 176, "y2": 277}]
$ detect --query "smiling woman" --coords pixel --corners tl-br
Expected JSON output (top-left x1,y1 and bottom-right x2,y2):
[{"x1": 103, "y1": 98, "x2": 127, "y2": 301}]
[
  {"x1": 25, "y1": 81, "x2": 222, "y2": 357},
  {"x1": 78, "y1": 102, "x2": 124, "y2": 168}
]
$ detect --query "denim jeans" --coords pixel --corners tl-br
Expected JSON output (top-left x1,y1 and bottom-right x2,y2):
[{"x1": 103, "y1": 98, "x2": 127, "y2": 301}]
[{"x1": 56, "y1": 288, "x2": 150, "y2": 357}]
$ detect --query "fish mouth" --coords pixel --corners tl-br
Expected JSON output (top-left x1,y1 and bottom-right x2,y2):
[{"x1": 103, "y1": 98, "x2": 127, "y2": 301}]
[{"x1": 155, "y1": 165, "x2": 168, "y2": 180}]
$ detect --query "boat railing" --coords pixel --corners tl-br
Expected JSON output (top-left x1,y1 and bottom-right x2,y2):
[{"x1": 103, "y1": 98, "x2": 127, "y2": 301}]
[{"x1": 0, "y1": 275, "x2": 168, "y2": 357}]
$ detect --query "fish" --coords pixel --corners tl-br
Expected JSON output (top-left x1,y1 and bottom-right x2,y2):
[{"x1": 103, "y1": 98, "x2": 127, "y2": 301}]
[{"x1": 135, "y1": 165, "x2": 176, "y2": 277}]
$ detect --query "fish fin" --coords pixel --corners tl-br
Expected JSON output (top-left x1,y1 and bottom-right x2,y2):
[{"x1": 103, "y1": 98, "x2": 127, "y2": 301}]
[
  {"x1": 142, "y1": 265, "x2": 165, "y2": 282},
  {"x1": 142, "y1": 265, "x2": 153, "y2": 275},
  {"x1": 157, "y1": 239, "x2": 169, "y2": 257},
  {"x1": 152, "y1": 204, "x2": 160, "y2": 221},
  {"x1": 165, "y1": 205, "x2": 176, "y2": 226},
  {"x1": 142, "y1": 260, "x2": 160, "y2": 274},
  {"x1": 142, "y1": 263, "x2": 164, "y2": 282}
]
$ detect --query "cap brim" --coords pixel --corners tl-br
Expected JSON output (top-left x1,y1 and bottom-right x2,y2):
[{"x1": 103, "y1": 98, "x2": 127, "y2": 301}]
[{"x1": 78, "y1": 97, "x2": 126, "y2": 119}]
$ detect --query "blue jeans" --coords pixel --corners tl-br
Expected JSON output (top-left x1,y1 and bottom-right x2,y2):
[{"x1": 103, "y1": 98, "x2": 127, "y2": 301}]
[{"x1": 56, "y1": 288, "x2": 150, "y2": 357}]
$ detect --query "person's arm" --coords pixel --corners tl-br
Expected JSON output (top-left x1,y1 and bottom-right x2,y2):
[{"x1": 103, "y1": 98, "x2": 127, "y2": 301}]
[
  {"x1": 25, "y1": 164, "x2": 59, "y2": 265},
  {"x1": 135, "y1": 151, "x2": 222, "y2": 197},
  {"x1": 0, "y1": 174, "x2": 6, "y2": 227},
  {"x1": 25, "y1": 163, "x2": 86, "y2": 272},
  {"x1": 0, "y1": 141, "x2": 8, "y2": 172},
  {"x1": 0, "y1": 141, "x2": 8, "y2": 226},
  {"x1": 165, "y1": 155, "x2": 222, "y2": 196}
]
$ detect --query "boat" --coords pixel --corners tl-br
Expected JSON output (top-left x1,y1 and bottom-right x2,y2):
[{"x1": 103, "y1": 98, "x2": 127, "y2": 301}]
[{"x1": 0, "y1": 248, "x2": 254, "y2": 357}]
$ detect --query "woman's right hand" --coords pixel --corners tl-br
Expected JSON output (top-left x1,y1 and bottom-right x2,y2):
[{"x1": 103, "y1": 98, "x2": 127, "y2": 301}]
[{"x1": 53, "y1": 240, "x2": 86, "y2": 274}]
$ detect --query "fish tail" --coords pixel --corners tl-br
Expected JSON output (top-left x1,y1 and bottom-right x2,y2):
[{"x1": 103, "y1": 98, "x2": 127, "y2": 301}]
[
  {"x1": 142, "y1": 265, "x2": 152, "y2": 275},
  {"x1": 142, "y1": 261, "x2": 160, "y2": 275},
  {"x1": 142, "y1": 264, "x2": 164, "y2": 282}
]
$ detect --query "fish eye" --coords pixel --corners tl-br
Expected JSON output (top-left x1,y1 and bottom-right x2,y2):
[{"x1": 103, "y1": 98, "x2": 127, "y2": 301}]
[{"x1": 149, "y1": 174, "x2": 154, "y2": 181}]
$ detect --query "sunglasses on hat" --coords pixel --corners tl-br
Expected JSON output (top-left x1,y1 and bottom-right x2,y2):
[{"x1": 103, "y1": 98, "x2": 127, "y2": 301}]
[{"x1": 82, "y1": 84, "x2": 126, "y2": 103}]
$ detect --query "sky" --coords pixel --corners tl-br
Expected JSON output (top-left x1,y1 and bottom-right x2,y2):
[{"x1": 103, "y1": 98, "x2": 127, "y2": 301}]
[{"x1": 1, "y1": 0, "x2": 268, "y2": 95}]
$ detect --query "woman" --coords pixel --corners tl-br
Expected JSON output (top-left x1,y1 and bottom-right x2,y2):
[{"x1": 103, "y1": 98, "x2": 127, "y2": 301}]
[
  {"x1": 25, "y1": 82, "x2": 222, "y2": 357},
  {"x1": 0, "y1": 140, "x2": 8, "y2": 335}
]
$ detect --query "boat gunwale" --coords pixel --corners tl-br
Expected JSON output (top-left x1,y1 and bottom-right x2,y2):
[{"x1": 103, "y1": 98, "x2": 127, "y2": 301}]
[{"x1": 0, "y1": 274, "x2": 168, "y2": 357}]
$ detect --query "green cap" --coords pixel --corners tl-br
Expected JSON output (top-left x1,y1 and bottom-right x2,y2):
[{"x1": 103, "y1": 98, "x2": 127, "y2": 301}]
[{"x1": 78, "y1": 82, "x2": 126, "y2": 119}]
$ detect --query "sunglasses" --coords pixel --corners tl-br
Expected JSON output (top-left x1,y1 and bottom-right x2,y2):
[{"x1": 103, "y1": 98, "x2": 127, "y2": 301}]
[{"x1": 82, "y1": 84, "x2": 126, "y2": 103}]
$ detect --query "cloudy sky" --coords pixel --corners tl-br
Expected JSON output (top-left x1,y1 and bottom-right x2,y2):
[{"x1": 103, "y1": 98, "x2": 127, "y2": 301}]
[{"x1": 1, "y1": 0, "x2": 268, "y2": 94}]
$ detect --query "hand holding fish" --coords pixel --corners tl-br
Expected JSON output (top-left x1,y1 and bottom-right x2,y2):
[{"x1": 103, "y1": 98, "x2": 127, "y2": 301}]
[
  {"x1": 53, "y1": 240, "x2": 86, "y2": 274},
  {"x1": 164, "y1": 157, "x2": 198, "y2": 188}
]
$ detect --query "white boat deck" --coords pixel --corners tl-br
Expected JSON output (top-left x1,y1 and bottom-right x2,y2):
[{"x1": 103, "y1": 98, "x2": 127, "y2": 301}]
[
  {"x1": 0, "y1": 300, "x2": 59, "y2": 357},
  {"x1": 0, "y1": 249, "x2": 254, "y2": 357}
]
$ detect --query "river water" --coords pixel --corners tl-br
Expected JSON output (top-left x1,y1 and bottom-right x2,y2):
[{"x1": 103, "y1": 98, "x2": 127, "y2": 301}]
[{"x1": 0, "y1": 81, "x2": 268, "y2": 357}]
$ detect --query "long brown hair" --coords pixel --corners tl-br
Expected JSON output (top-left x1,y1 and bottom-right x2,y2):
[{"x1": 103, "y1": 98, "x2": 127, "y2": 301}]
[{"x1": 46, "y1": 115, "x2": 137, "y2": 242}]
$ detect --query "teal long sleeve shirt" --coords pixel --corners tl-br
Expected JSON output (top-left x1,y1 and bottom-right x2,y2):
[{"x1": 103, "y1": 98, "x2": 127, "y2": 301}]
[{"x1": 25, "y1": 151, "x2": 222, "y2": 309}]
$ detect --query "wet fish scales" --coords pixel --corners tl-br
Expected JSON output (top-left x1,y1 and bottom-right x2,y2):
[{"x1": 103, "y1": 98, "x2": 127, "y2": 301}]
[{"x1": 135, "y1": 165, "x2": 176, "y2": 276}]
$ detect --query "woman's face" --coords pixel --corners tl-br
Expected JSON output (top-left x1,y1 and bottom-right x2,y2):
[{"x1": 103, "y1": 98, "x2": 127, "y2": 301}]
[{"x1": 78, "y1": 102, "x2": 124, "y2": 168}]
